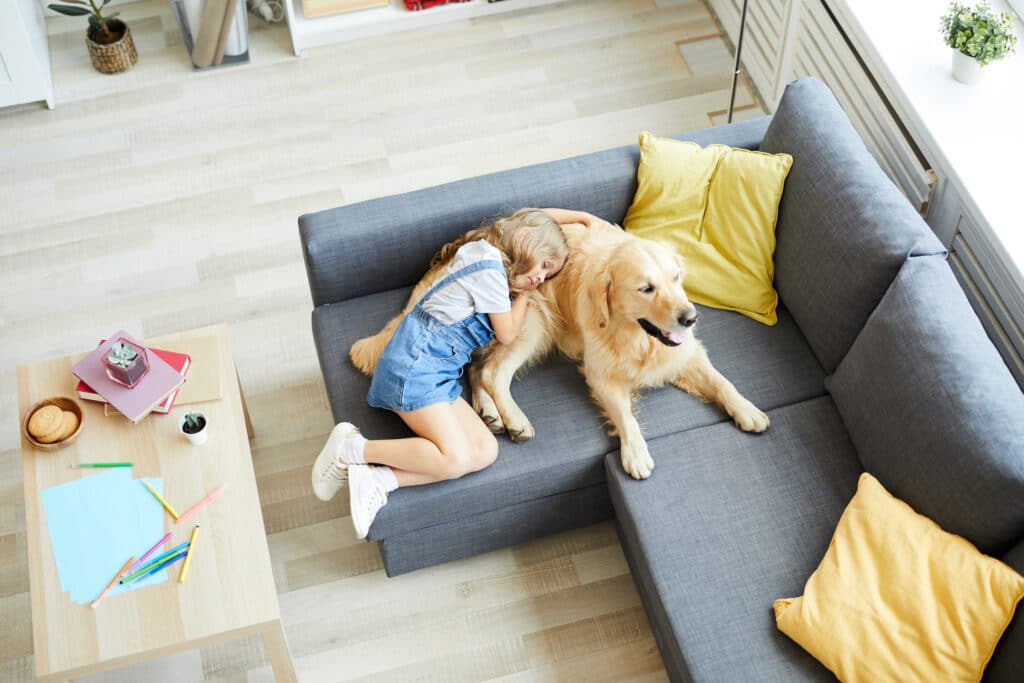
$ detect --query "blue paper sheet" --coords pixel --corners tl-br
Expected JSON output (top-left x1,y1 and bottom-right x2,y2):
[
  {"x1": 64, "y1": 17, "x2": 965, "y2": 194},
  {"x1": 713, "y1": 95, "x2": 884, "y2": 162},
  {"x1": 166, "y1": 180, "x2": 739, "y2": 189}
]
[{"x1": 41, "y1": 469, "x2": 171, "y2": 604}]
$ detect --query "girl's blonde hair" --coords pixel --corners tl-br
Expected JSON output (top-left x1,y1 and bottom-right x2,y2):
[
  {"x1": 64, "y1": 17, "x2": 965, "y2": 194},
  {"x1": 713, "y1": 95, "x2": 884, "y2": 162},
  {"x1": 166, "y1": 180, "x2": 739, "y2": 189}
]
[{"x1": 431, "y1": 209, "x2": 569, "y2": 291}]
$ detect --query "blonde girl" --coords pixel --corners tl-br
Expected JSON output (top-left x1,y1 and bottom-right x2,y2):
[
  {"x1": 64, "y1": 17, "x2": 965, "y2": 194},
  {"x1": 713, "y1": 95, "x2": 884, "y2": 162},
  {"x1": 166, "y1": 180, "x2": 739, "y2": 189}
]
[{"x1": 312, "y1": 208, "x2": 598, "y2": 538}]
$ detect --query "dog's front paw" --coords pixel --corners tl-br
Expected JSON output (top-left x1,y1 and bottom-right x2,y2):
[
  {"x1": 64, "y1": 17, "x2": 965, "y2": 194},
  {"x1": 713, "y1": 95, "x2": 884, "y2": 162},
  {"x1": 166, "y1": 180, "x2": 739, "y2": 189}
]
[
  {"x1": 480, "y1": 411, "x2": 506, "y2": 435},
  {"x1": 505, "y1": 419, "x2": 535, "y2": 443},
  {"x1": 621, "y1": 441, "x2": 655, "y2": 480},
  {"x1": 731, "y1": 400, "x2": 770, "y2": 433}
]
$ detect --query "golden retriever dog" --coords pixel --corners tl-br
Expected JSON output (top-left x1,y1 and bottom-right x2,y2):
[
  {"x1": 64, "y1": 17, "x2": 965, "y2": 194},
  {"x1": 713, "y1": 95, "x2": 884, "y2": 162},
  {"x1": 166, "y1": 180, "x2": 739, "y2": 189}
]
[
  {"x1": 350, "y1": 219, "x2": 769, "y2": 480},
  {"x1": 470, "y1": 219, "x2": 769, "y2": 479}
]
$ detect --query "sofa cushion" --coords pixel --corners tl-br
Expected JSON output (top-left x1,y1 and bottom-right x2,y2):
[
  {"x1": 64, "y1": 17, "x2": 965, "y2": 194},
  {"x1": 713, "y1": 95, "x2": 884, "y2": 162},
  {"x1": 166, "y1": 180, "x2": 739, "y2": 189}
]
[
  {"x1": 299, "y1": 116, "x2": 771, "y2": 308},
  {"x1": 761, "y1": 77, "x2": 945, "y2": 372},
  {"x1": 312, "y1": 289, "x2": 825, "y2": 540},
  {"x1": 606, "y1": 396, "x2": 862, "y2": 682},
  {"x1": 827, "y1": 255, "x2": 1024, "y2": 554}
]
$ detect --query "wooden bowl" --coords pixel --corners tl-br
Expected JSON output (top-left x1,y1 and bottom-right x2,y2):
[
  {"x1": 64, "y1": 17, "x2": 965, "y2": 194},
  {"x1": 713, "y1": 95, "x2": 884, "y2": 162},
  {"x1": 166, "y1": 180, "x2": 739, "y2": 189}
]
[{"x1": 22, "y1": 397, "x2": 85, "y2": 451}]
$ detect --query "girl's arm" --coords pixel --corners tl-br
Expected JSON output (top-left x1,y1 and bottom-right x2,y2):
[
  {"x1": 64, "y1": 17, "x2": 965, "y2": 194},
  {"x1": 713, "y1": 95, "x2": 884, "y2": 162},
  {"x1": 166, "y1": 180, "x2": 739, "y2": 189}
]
[
  {"x1": 488, "y1": 291, "x2": 532, "y2": 345},
  {"x1": 539, "y1": 208, "x2": 601, "y2": 228}
]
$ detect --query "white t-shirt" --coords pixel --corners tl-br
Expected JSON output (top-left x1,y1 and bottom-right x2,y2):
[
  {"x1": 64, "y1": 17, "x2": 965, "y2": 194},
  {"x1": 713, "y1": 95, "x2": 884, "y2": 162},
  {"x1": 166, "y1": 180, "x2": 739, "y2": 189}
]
[{"x1": 421, "y1": 241, "x2": 511, "y2": 324}]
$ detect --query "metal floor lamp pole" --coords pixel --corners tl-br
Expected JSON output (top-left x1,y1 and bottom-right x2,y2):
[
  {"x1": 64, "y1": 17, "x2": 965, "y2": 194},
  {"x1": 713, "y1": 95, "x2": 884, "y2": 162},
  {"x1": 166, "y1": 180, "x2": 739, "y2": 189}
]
[{"x1": 727, "y1": 0, "x2": 750, "y2": 123}]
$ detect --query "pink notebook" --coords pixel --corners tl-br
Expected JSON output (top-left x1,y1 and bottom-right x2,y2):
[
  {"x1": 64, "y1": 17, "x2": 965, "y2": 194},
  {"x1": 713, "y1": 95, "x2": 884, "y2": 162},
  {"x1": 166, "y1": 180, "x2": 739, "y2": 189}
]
[{"x1": 71, "y1": 330, "x2": 185, "y2": 423}]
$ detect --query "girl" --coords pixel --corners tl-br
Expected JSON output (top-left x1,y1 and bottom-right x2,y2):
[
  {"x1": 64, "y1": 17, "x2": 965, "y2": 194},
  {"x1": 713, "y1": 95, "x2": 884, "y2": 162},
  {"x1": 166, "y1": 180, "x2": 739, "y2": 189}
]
[{"x1": 312, "y1": 208, "x2": 599, "y2": 538}]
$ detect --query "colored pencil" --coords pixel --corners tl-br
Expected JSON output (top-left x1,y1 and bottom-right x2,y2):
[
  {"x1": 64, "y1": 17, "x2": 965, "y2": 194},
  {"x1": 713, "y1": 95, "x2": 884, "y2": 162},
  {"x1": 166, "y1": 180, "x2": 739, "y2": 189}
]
[
  {"x1": 72, "y1": 462, "x2": 133, "y2": 468},
  {"x1": 91, "y1": 556, "x2": 135, "y2": 608},
  {"x1": 141, "y1": 479, "x2": 179, "y2": 520},
  {"x1": 175, "y1": 484, "x2": 226, "y2": 524},
  {"x1": 126, "y1": 549, "x2": 188, "y2": 584},
  {"x1": 120, "y1": 540, "x2": 190, "y2": 584},
  {"x1": 126, "y1": 531, "x2": 173, "y2": 575},
  {"x1": 178, "y1": 526, "x2": 200, "y2": 584}
]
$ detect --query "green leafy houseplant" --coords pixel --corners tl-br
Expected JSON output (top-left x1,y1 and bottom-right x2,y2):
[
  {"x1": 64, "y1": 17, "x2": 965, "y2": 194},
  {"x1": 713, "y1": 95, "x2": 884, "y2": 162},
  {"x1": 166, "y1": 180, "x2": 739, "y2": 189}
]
[
  {"x1": 47, "y1": 0, "x2": 122, "y2": 44},
  {"x1": 940, "y1": 1, "x2": 1017, "y2": 66}
]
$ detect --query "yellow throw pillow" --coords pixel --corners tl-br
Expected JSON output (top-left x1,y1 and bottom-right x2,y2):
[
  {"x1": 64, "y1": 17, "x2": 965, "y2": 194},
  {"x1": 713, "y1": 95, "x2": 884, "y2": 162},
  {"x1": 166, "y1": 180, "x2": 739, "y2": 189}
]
[
  {"x1": 624, "y1": 131, "x2": 792, "y2": 325},
  {"x1": 775, "y1": 473, "x2": 1024, "y2": 683}
]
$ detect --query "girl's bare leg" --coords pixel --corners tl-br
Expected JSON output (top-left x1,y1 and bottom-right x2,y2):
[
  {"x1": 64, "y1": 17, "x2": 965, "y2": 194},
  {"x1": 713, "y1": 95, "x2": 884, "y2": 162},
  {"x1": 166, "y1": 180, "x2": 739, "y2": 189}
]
[{"x1": 364, "y1": 397, "x2": 498, "y2": 487}]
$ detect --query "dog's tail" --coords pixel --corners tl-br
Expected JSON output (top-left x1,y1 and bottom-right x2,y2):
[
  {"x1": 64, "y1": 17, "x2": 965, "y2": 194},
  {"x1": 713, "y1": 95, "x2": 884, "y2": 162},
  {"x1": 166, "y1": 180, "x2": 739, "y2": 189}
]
[
  {"x1": 349, "y1": 263, "x2": 447, "y2": 376},
  {"x1": 349, "y1": 328, "x2": 394, "y2": 376}
]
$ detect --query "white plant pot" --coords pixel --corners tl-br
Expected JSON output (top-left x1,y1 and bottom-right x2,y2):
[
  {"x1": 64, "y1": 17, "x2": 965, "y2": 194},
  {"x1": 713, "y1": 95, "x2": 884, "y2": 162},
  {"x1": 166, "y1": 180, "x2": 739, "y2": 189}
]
[
  {"x1": 952, "y1": 50, "x2": 984, "y2": 85},
  {"x1": 179, "y1": 412, "x2": 208, "y2": 446}
]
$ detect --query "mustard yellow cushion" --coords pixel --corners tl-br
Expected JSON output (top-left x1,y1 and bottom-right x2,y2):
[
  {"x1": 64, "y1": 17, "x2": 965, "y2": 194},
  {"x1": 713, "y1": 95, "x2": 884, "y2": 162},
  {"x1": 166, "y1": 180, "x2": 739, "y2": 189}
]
[
  {"x1": 775, "y1": 473, "x2": 1024, "y2": 683},
  {"x1": 623, "y1": 131, "x2": 792, "y2": 325}
]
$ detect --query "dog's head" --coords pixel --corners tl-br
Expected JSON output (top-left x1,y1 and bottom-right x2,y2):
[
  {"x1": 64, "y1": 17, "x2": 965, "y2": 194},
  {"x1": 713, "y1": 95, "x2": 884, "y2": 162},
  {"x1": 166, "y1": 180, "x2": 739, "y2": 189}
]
[{"x1": 590, "y1": 238, "x2": 696, "y2": 347}]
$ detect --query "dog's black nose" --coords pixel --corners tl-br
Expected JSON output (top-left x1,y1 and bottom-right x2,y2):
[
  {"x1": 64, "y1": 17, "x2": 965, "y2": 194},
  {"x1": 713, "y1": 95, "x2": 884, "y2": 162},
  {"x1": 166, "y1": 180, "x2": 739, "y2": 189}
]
[{"x1": 679, "y1": 308, "x2": 697, "y2": 327}]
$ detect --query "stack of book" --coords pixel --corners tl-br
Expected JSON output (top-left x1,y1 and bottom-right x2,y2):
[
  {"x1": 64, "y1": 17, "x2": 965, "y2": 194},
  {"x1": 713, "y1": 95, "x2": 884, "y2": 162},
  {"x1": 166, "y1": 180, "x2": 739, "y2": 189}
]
[{"x1": 72, "y1": 331, "x2": 190, "y2": 424}]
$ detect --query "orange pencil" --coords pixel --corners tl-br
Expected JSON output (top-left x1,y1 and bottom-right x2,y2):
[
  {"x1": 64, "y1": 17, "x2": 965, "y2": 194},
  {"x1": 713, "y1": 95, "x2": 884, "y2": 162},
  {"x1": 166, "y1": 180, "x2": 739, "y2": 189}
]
[
  {"x1": 175, "y1": 484, "x2": 226, "y2": 524},
  {"x1": 91, "y1": 556, "x2": 135, "y2": 608}
]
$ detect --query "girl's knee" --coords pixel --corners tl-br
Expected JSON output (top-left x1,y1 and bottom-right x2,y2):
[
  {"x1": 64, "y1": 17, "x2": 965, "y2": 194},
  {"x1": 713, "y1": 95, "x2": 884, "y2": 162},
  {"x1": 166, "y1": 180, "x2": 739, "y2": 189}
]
[
  {"x1": 439, "y1": 448, "x2": 474, "y2": 480},
  {"x1": 440, "y1": 435, "x2": 497, "y2": 480}
]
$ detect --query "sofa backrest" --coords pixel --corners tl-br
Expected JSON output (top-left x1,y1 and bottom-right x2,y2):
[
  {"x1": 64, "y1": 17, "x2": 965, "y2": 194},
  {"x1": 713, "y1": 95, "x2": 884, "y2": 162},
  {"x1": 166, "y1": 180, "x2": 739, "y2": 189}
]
[
  {"x1": 299, "y1": 118, "x2": 771, "y2": 308},
  {"x1": 761, "y1": 78, "x2": 946, "y2": 373},
  {"x1": 827, "y1": 254, "x2": 1024, "y2": 555}
]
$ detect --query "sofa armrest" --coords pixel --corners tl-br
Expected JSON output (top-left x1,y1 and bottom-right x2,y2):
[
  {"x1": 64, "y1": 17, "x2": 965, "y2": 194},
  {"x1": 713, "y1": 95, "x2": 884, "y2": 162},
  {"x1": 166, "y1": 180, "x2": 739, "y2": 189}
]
[{"x1": 298, "y1": 117, "x2": 771, "y2": 307}]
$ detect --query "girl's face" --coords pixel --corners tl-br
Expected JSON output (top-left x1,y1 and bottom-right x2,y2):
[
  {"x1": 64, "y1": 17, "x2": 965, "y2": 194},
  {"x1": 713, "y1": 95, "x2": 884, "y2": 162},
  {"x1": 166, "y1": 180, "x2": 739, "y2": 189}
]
[{"x1": 514, "y1": 254, "x2": 567, "y2": 290}]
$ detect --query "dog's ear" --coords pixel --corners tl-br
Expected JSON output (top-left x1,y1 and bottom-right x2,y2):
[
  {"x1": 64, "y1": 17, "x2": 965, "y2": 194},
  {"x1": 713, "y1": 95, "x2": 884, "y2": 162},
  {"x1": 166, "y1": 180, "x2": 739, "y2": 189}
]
[{"x1": 590, "y1": 277, "x2": 612, "y2": 329}]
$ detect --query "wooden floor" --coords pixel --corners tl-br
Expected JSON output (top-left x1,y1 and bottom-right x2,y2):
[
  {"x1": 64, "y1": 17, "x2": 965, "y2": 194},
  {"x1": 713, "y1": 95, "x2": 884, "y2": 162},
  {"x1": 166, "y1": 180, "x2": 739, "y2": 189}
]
[{"x1": 0, "y1": 1, "x2": 764, "y2": 680}]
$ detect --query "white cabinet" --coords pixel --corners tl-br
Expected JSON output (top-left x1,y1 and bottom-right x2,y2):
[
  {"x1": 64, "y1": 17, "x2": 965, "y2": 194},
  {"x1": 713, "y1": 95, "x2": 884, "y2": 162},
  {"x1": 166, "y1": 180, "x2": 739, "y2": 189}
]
[
  {"x1": 283, "y1": 0, "x2": 562, "y2": 57},
  {"x1": 0, "y1": 0, "x2": 55, "y2": 109}
]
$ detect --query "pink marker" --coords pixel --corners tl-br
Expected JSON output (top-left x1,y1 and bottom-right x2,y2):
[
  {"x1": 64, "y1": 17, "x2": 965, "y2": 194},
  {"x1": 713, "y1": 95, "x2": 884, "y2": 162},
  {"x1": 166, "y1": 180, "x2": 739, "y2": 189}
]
[
  {"x1": 175, "y1": 484, "x2": 227, "y2": 524},
  {"x1": 126, "y1": 531, "x2": 173, "y2": 575}
]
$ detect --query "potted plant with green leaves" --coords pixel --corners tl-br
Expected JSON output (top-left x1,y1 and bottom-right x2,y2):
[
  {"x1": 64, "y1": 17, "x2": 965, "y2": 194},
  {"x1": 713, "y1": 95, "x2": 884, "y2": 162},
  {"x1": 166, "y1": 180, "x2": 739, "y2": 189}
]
[
  {"x1": 940, "y1": 1, "x2": 1017, "y2": 85},
  {"x1": 179, "y1": 410, "x2": 208, "y2": 446},
  {"x1": 47, "y1": 0, "x2": 138, "y2": 75}
]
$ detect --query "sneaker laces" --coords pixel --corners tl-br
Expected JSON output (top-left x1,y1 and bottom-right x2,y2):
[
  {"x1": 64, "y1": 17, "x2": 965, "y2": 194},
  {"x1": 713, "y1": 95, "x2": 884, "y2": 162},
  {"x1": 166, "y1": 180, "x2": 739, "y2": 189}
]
[
  {"x1": 318, "y1": 457, "x2": 347, "y2": 483},
  {"x1": 364, "y1": 482, "x2": 388, "y2": 510}
]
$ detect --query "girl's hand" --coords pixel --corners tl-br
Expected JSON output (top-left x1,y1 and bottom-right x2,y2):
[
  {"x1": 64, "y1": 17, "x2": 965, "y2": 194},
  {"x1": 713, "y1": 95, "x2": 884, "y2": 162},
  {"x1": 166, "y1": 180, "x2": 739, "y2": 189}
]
[{"x1": 489, "y1": 290, "x2": 532, "y2": 345}]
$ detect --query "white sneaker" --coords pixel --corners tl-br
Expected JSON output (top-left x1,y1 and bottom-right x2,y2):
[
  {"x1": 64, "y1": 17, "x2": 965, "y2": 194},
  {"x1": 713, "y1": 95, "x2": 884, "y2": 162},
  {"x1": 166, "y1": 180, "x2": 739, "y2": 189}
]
[
  {"x1": 349, "y1": 465, "x2": 389, "y2": 539},
  {"x1": 311, "y1": 422, "x2": 362, "y2": 501}
]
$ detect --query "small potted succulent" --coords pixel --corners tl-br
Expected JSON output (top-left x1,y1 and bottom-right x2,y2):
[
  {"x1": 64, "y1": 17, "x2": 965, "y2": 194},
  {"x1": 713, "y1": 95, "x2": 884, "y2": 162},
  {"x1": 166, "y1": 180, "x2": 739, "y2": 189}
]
[
  {"x1": 102, "y1": 339, "x2": 150, "y2": 388},
  {"x1": 47, "y1": 0, "x2": 138, "y2": 75},
  {"x1": 179, "y1": 411, "x2": 208, "y2": 446},
  {"x1": 940, "y1": 2, "x2": 1017, "y2": 85}
]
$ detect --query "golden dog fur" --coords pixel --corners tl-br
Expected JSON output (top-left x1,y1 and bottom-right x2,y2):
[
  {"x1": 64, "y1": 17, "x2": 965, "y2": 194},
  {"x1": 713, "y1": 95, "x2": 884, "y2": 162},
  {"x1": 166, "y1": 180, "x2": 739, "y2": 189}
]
[{"x1": 350, "y1": 219, "x2": 769, "y2": 480}]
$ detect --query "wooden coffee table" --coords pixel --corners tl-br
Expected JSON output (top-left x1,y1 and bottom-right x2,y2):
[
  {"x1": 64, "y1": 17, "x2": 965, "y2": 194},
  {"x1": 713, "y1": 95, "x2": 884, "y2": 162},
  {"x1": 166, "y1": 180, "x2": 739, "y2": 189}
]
[{"x1": 16, "y1": 324, "x2": 297, "y2": 683}]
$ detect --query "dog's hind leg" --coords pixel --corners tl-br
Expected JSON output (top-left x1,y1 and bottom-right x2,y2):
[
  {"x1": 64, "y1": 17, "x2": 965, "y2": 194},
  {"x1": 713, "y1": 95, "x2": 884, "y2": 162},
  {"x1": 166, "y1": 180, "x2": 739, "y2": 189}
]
[{"x1": 671, "y1": 344, "x2": 770, "y2": 433}]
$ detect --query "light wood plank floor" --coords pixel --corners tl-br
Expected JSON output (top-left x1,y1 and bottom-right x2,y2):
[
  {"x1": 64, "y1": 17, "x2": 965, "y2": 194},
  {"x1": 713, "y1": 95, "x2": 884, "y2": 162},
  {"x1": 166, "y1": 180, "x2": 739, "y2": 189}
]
[{"x1": 0, "y1": 1, "x2": 764, "y2": 680}]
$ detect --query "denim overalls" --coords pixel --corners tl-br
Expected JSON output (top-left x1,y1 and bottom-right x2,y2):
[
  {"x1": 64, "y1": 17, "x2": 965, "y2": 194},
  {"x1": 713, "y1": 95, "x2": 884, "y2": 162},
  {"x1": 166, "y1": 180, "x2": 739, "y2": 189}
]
[{"x1": 367, "y1": 260, "x2": 505, "y2": 413}]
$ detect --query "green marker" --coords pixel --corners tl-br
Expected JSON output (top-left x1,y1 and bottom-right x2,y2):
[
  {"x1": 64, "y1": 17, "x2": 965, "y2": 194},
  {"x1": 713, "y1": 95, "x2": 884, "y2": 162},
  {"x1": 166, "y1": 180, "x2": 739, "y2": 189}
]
[{"x1": 71, "y1": 462, "x2": 133, "y2": 468}]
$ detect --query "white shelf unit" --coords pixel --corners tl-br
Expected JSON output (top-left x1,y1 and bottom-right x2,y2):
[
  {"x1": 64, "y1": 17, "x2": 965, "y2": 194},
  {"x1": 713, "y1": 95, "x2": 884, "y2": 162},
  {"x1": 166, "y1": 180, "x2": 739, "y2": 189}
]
[
  {"x1": 283, "y1": 0, "x2": 562, "y2": 56},
  {"x1": 1, "y1": 0, "x2": 55, "y2": 109}
]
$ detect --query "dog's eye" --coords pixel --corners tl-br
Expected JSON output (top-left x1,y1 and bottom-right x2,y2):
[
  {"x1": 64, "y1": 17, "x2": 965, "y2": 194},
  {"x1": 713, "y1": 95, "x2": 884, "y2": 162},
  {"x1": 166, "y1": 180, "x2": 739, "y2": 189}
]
[
  {"x1": 673, "y1": 272, "x2": 681, "y2": 282},
  {"x1": 639, "y1": 284, "x2": 655, "y2": 294}
]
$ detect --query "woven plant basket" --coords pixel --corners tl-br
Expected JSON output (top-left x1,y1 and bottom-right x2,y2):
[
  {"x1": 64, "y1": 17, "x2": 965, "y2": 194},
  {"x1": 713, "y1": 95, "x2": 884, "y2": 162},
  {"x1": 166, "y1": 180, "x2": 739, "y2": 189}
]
[{"x1": 86, "y1": 20, "x2": 137, "y2": 74}]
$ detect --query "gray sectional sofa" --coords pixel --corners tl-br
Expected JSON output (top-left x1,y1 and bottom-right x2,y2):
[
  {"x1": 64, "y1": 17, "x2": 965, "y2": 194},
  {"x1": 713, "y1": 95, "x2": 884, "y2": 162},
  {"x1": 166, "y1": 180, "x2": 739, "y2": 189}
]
[{"x1": 299, "y1": 78, "x2": 1024, "y2": 681}]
